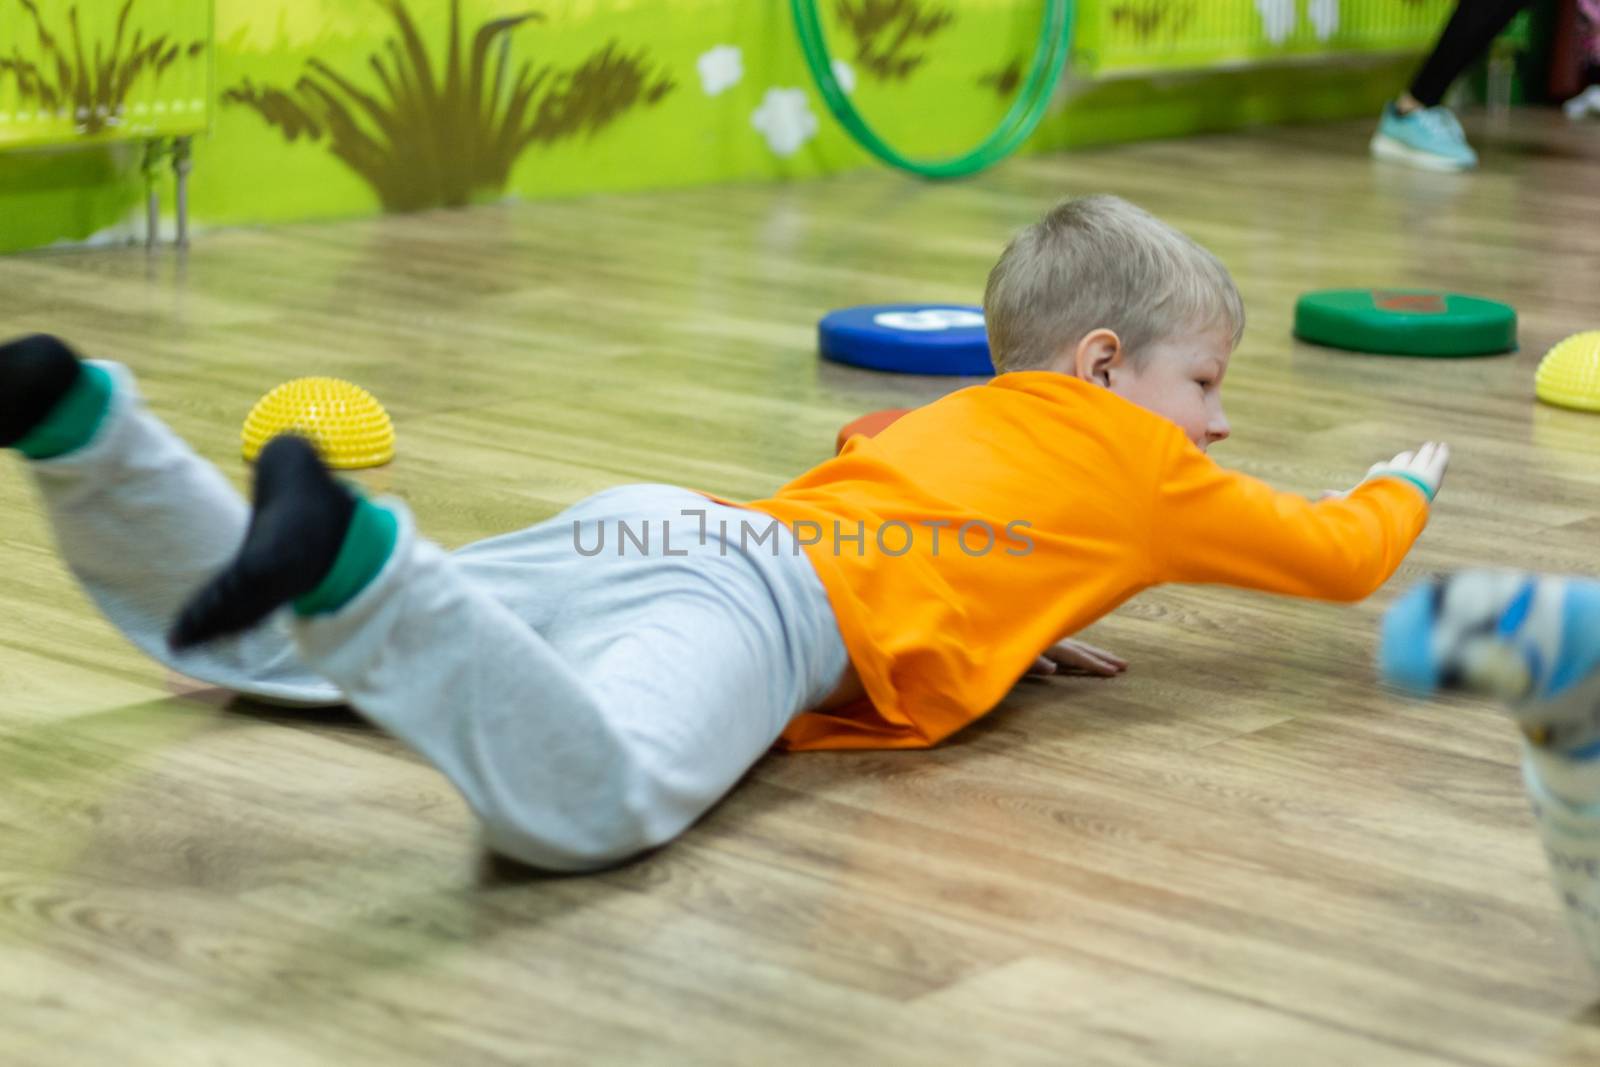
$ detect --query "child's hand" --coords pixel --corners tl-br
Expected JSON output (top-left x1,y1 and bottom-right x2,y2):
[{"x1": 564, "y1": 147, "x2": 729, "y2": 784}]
[
  {"x1": 1028, "y1": 639, "x2": 1128, "y2": 677},
  {"x1": 1363, "y1": 441, "x2": 1450, "y2": 502},
  {"x1": 1322, "y1": 442, "x2": 1451, "y2": 502}
]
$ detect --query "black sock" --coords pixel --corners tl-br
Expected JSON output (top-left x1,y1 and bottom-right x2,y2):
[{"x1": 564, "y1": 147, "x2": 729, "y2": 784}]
[
  {"x1": 169, "y1": 435, "x2": 357, "y2": 650},
  {"x1": 0, "y1": 334, "x2": 85, "y2": 448}
]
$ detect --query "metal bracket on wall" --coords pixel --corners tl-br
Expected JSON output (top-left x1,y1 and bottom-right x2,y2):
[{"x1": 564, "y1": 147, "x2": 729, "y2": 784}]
[{"x1": 141, "y1": 136, "x2": 195, "y2": 250}]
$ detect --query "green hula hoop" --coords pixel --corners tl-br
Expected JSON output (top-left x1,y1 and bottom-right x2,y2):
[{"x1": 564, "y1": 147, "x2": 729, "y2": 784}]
[{"x1": 789, "y1": 0, "x2": 1076, "y2": 179}]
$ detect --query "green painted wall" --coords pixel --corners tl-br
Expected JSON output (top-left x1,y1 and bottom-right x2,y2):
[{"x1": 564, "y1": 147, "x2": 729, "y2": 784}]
[{"x1": 0, "y1": 0, "x2": 1447, "y2": 253}]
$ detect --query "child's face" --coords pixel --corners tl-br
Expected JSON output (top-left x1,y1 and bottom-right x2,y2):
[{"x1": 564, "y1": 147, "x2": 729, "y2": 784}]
[
  {"x1": 1104, "y1": 332, "x2": 1234, "y2": 452},
  {"x1": 1113, "y1": 331, "x2": 1235, "y2": 454}
]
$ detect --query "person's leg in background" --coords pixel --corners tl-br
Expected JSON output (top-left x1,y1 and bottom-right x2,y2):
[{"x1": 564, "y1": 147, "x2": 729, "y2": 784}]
[
  {"x1": 1380, "y1": 571, "x2": 1600, "y2": 975},
  {"x1": 1372, "y1": 0, "x2": 1537, "y2": 171}
]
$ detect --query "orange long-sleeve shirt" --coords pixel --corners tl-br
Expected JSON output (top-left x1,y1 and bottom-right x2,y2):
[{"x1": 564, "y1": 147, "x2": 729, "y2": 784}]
[{"x1": 736, "y1": 371, "x2": 1430, "y2": 752}]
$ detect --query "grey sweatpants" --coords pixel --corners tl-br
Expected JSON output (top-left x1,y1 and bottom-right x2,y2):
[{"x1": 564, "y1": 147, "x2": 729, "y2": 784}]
[{"x1": 28, "y1": 365, "x2": 851, "y2": 870}]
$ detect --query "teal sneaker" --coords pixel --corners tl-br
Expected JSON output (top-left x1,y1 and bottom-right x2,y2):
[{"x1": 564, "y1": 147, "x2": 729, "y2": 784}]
[{"x1": 1370, "y1": 102, "x2": 1479, "y2": 172}]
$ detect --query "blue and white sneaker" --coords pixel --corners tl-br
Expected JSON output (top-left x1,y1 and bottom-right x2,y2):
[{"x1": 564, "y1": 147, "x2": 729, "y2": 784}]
[
  {"x1": 1380, "y1": 572, "x2": 1600, "y2": 754},
  {"x1": 1370, "y1": 102, "x2": 1479, "y2": 172}
]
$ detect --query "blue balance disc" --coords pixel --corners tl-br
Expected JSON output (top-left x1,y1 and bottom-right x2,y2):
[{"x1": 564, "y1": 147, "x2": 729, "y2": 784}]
[{"x1": 818, "y1": 304, "x2": 993, "y2": 376}]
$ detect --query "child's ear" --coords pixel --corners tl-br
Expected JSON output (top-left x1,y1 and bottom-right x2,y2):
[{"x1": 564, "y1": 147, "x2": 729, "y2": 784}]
[{"x1": 1073, "y1": 329, "x2": 1123, "y2": 387}]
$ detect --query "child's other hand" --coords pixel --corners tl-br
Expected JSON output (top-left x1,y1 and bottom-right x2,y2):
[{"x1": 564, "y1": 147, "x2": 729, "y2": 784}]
[{"x1": 1028, "y1": 639, "x2": 1128, "y2": 677}]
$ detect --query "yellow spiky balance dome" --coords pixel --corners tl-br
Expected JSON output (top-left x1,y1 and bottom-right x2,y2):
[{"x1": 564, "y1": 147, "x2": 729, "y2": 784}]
[
  {"x1": 242, "y1": 378, "x2": 395, "y2": 469},
  {"x1": 1536, "y1": 332, "x2": 1600, "y2": 413}
]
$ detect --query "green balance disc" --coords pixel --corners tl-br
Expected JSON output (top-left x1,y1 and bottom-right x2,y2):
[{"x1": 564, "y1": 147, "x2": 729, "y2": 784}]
[{"x1": 1293, "y1": 289, "x2": 1517, "y2": 357}]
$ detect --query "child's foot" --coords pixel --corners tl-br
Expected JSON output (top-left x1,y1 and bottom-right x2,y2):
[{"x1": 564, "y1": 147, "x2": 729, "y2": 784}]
[
  {"x1": 1370, "y1": 102, "x2": 1479, "y2": 172},
  {"x1": 1380, "y1": 571, "x2": 1600, "y2": 754},
  {"x1": 0, "y1": 333, "x2": 86, "y2": 447},
  {"x1": 169, "y1": 435, "x2": 357, "y2": 649}
]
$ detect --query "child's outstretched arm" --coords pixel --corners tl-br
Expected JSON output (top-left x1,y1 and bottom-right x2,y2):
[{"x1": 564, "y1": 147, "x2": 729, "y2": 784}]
[{"x1": 1151, "y1": 436, "x2": 1448, "y2": 602}]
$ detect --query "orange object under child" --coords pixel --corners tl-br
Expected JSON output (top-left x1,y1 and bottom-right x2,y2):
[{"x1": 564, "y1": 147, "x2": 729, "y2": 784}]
[{"x1": 835, "y1": 408, "x2": 912, "y2": 453}]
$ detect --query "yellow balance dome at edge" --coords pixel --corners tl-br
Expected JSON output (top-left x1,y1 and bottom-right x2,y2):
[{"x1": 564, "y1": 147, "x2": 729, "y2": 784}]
[{"x1": 1536, "y1": 332, "x2": 1600, "y2": 413}]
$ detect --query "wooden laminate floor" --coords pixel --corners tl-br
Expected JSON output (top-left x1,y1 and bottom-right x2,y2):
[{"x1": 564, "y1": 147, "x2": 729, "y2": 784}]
[{"x1": 3, "y1": 110, "x2": 1600, "y2": 1065}]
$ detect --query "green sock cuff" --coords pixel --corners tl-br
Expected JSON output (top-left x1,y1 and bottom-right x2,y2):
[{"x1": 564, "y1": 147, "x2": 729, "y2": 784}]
[
  {"x1": 292, "y1": 498, "x2": 400, "y2": 617},
  {"x1": 16, "y1": 363, "x2": 115, "y2": 460}
]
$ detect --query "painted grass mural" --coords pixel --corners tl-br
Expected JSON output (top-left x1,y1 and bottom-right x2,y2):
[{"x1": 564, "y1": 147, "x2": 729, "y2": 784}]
[
  {"x1": 0, "y1": 0, "x2": 206, "y2": 135},
  {"x1": 0, "y1": 0, "x2": 1454, "y2": 253},
  {"x1": 1108, "y1": 0, "x2": 1198, "y2": 43},
  {"x1": 835, "y1": 0, "x2": 956, "y2": 82},
  {"x1": 222, "y1": 0, "x2": 675, "y2": 212}
]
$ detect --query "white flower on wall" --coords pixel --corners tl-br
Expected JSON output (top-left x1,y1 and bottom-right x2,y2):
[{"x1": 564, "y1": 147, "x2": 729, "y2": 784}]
[
  {"x1": 1308, "y1": 0, "x2": 1339, "y2": 41},
  {"x1": 697, "y1": 45, "x2": 743, "y2": 96},
  {"x1": 1254, "y1": 0, "x2": 1296, "y2": 45},
  {"x1": 752, "y1": 88, "x2": 818, "y2": 157},
  {"x1": 831, "y1": 59, "x2": 856, "y2": 94}
]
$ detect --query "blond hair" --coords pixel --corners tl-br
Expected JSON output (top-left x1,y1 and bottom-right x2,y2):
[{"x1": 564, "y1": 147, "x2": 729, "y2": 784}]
[{"x1": 982, "y1": 195, "x2": 1245, "y2": 374}]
